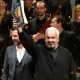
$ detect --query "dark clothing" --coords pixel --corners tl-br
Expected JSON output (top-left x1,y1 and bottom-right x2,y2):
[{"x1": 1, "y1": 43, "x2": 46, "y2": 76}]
[
  {"x1": 59, "y1": 30, "x2": 75, "y2": 53},
  {"x1": 67, "y1": 21, "x2": 80, "y2": 36},
  {"x1": 76, "y1": 0, "x2": 80, "y2": 5},
  {"x1": 27, "y1": 16, "x2": 48, "y2": 45},
  {"x1": 24, "y1": 6, "x2": 37, "y2": 22},
  {"x1": 2, "y1": 45, "x2": 35, "y2": 80},
  {"x1": 19, "y1": 30, "x2": 77, "y2": 80},
  {"x1": 59, "y1": 30, "x2": 80, "y2": 62},
  {"x1": 13, "y1": 56, "x2": 23, "y2": 80},
  {"x1": 28, "y1": 17, "x2": 48, "y2": 34},
  {"x1": 0, "y1": 37, "x2": 10, "y2": 69},
  {"x1": 7, "y1": 0, "x2": 12, "y2": 11},
  {"x1": 0, "y1": 12, "x2": 13, "y2": 68},
  {"x1": 47, "y1": 0, "x2": 72, "y2": 22},
  {"x1": 0, "y1": 12, "x2": 13, "y2": 79},
  {"x1": 67, "y1": 21, "x2": 80, "y2": 72},
  {"x1": 0, "y1": 13, "x2": 13, "y2": 35}
]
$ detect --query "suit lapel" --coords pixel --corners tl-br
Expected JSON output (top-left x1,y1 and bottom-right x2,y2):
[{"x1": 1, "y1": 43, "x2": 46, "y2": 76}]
[
  {"x1": 10, "y1": 45, "x2": 16, "y2": 76},
  {"x1": 21, "y1": 51, "x2": 31, "y2": 70},
  {"x1": 33, "y1": 18, "x2": 37, "y2": 32}
]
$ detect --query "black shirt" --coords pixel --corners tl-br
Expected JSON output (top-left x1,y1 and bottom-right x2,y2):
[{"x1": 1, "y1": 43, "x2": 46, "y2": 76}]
[{"x1": 19, "y1": 31, "x2": 77, "y2": 80}]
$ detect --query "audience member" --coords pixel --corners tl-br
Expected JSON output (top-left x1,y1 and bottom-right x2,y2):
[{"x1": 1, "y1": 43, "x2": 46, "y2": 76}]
[
  {"x1": 2, "y1": 28, "x2": 35, "y2": 80},
  {"x1": 18, "y1": 26, "x2": 77, "y2": 80},
  {"x1": 27, "y1": 1, "x2": 48, "y2": 45},
  {"x1": 50, "y1": 15, "x2": 75, "y2": 54},
  {"x1": 67, "y1": 4, "x2": 80, "y2": 72},
  {"x1": 0, "y1": 0, "x2": 13, "y2": 79},
  {"x1": 23, "y1": 0, "x2": 37, "y2": 21}
]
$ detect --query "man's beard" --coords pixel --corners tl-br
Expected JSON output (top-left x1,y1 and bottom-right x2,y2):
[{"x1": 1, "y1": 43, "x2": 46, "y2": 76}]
[
  {"x1": 46, "y1": 43, "x2": 55, "y2": 50},
  {"x1": 37, "y1": 12, "x2": 45, "y2": 16}
]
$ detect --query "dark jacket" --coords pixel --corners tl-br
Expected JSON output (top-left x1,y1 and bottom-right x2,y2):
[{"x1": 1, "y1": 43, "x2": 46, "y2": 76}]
[
  {"x1": 19, "y1": 30, "x2": 77, "y2": 80},
  {"x1": 47, "y1": 0, "x2": 72, "y2": 22},
  {"x1": 27, "y1": 16, "x2": 48, "y2": 45},
  {"x1": 2, "y1": 45, "x2": 35, "y2": 80}
]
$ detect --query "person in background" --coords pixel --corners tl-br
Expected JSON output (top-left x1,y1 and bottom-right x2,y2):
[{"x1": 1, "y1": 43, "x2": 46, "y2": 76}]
[
  {"x1": 2, "y1": 28, "x2": 35, "y2": 80},
  {"x1": 46, "y1": 0, "x2": 72, "y2": 22},
  {"x1": 50, "y1": 15, "x2": 75, "y2": 52},
  {"x1": 50, "y1": 15, "x2": 80, "y2": 61},
  {"x1": 0, "y1": 0, "x2": 13, "y2": 37},
  {"x1": 18, "y1": 26, "x2": 77, "y2": 80},
  {"x1": 23, "y1": 0, "x2": 37, "y2": 22},
  {"x1": 67, "y1": 4, "x2": 80, "y2": 73},
  {"x1": 0, "y1": 0, "x2": 13, "y2": 79},
  {"x1": 13, "y1": 0, "x2": 37, "y2": 29},
  {"x1": 27, "y1": 1, "x2": 48, "y2": 45}
]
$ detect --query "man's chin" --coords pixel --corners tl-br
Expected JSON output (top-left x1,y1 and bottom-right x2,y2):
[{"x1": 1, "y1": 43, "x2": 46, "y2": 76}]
[
  {"x1": 14, "y1": 43, "x2": 17, "y2": 45},
  {"x1": 47, "y1": 45, "x2": 55, "y2": 50}
]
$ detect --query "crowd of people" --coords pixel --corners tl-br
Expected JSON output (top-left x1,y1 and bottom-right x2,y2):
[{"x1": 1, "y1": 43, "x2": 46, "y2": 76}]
[{"x1": 0, "y1": 0, "x2": 80, "y2": 80}]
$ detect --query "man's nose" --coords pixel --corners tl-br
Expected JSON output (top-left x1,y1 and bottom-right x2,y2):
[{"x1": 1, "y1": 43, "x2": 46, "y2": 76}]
[
  {"x1": 49, "y1": 38, "x2": 53, "y2": 42},
  {"x1": 12, "y1": 36, "x2": 15, "y2": 40}
]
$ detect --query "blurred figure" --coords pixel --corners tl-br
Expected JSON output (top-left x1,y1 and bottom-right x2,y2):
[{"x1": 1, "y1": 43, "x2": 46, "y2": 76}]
[
  {"x1": 27, "y1": 1, "x2": 48, "y2": 45},
  {"x1": 23, "y1": 0, "x2": 37, "y2": 21},
  {"x1": 0, "y1": 0, "x2": 13, "y2": 79},
  {"x1": 50, "y1": 15, "x2": 76, "y2": 56},
  {"x1": 46, "y1": 0, "x2": 72, "y2": 22},
  {"x1": 0, "y1": 0, "x2": 13, "y2": 35},
  {"x1": 67, "y1": 4, "x2": 80, "y2": 72}
]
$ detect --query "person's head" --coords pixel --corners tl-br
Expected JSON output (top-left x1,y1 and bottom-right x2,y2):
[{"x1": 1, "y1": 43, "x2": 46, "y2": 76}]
[
  {"x1": 0, "y1": 0, "x2": 7, "y2": 10},
  {"x1": 50, "y1": 15, "x2": 66, "y2": 30},
  {"x1": 45, "y1": 27, "x2": 59, "y2": 50},
  {"x1": 11, "y1": 28, "x2": 21, "y2": 45},
  {"x1": 35, "y1": 1, "x2": 47, "y2": 17},
  {"x1": 73, "y1": 4, "x2": 80, "y2": 20},
  {"x1": 24, "y1": 0, "x2": 33, "y2": 8}
]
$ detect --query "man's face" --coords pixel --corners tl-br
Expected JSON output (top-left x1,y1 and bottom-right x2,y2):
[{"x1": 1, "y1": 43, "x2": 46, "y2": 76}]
[
  {"x1": 24, "y1": 0, "x2": 33, "y2": 8},
  {"x1": 0, "y1": 0, "x2": 7, "y2": 9},
  {"x1": 11, "y1": 30, "x2": 20, "y2": 45},
  {"x1": 45, "y1": 31, "x2": 59, "y2": 50},
  {"x1": 50, "y1": 18, "x2": 59, "y2": 29},
  {"x1": 35, "y1": 3, "x2": 46, "y2": 16}
]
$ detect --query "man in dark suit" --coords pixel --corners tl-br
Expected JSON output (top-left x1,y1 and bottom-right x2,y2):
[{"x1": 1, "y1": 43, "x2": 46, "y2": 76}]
[
  {"x1": 18, "y1": 26, "x2": 77, "y2": 80},
  {"x1": 50, "y1": 15, "x2": 76, "y2": 57},
  {"x1": 27, "y1": 1, "x2": 48, "y2": 45},
  {"x1": 2, "y1": 28, "x2": 35, "y2": 80}
]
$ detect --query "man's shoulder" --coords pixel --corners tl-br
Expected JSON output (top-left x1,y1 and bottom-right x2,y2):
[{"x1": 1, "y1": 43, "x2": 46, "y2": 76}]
[
  {"x1": 7, "y1": 45, "x2": 16, "y2": 50},
  {"x1": 29, "y1": 18, "x2": 37, "y2": 23},
  {"x1": 63, "y1": 30, "x2": 75, "y2": 37},
  {"x1": 58, "y1": 46, "x2": 72, "y2": 56}
]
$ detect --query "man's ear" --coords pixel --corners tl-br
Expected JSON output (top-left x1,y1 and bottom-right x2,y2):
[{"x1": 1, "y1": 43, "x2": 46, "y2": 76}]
[
  {"x1": 57, "y1": 37, "x2": 60, "y2": 43},
  {"x1": 58, "y1": 22, "x2": 62, "y2": 26}
]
